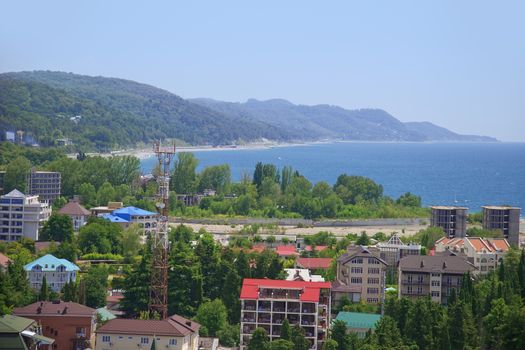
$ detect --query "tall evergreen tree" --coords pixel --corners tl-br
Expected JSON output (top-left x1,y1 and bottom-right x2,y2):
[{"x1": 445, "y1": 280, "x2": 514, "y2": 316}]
[
  {"x1": 39, "y1": 276, "x2": 49, "y2": 301},
  {"x1": 281, "y1": 319, "x2": 291, "y2": 341},
  {"x1": 221, "y1": 267, "x2": 241, "y2": 324},
  {"x1": 247, "y1": 327, "x2": 269, "y2": 350},
  {"x1": 120, "y1": 257, "x2": 150, "y2": 317},
  {"x1": 331, "y1": 320, "x2": 350, "y2": 350},
  {"x1": 290, "y1": 324, "x2": 310, "y2": 350}
]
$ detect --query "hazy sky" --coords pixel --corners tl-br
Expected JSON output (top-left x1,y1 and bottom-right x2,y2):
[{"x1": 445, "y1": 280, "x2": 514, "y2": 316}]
[{"x1": 1, "y1": 1, "x2": 524, "y2": 141}]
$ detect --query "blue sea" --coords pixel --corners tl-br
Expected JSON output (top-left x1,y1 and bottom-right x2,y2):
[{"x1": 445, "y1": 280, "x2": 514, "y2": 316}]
[{"x1": 140, "y1": 142, "x2": 525, "y2": 212}]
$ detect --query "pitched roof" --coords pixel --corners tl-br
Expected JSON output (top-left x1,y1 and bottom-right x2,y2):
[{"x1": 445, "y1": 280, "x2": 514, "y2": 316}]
[
  {"x1": 275, "y1": 245, "x2": 299, "y2": 256},
  {"x1": 399, "y1": 255, "x2": 476, "y2": 274},
  {"x1": 112, "y1": 206, "x2": 157, "y2": 216},
  {"x1": 331, "y1": 280, "x2": 362, "y2": 293},
  {"x1": 0, "y1": 315, "x2": 34, "y2": 333},
  {"x1": 2, "y1": 189, "x2": 26, "y2": 198},
  {"x1": 338, "y1": 246, "x2": 387, "y2": 266},
  {"x1": 240, "y1": 278, "x2": 331, "y2": 302},
  {"x1": 58, "y1": 200, "x2": 90, "y2": 216},
  {"x1": 0, "y1": 252, "x2": 12, "y2": 268},
  {"x1": 24, "y1": 254, "x2": 79, "y2": 272},
  {"x1": 297, "y1": 258, "x2": 332, "y2": 270},
  {"x1": 13, "y1": 301, "x2": 96, "y2": 317},
  {"x1": 335, "y1": 312, "x2": 381, "y2": 330},
  {"x1": 96, "y1": 314, "x2": 200, "y2": 337},
  {"x1": 305, "y1": 245, "x2": 328, "y2": 252},
  {"x1": 100, "y1": 213, "x2": 130, "y2": 223}
]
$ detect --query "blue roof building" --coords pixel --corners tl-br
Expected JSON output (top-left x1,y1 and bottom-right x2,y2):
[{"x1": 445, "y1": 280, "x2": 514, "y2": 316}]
[
  {"x1": 100, "y1": 206, "x2": 158, "y2": 242},
  {"x1": 24, "y1": 254, "x2": 79, "y2": 292},
  {"x1": 111, "y1": 206, "x2": 157, "y2": 222},
  {"x1": 334, "y1": 312, "x2": 381, "y2": 338},
  {"x1": 100, "y1": 213, "x2": 130, "y2": 223}
]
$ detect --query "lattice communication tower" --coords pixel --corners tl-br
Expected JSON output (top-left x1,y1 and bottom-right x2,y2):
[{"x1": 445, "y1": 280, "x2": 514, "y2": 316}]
[{"x1": 149, "y1": 141, "x2": 176, "y2": 319}]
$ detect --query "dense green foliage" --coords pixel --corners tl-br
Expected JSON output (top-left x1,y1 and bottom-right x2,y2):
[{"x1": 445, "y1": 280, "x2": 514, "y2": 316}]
[
  {"x1": 0, "y1": 259, "x2": 35, "y2": 314},
  {"x1": 0, "y1": 71, "x2": 290, "y2": 150},
  {"x1": 174, "y1": 161, "x2": 428, "y2": 220},
  {"x1": 40, "y1": 213, "x2": 74, "y2": 242}
]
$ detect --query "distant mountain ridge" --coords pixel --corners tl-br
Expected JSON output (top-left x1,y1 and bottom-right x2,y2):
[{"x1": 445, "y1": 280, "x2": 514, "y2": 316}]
[
  {"x1": 191, "y1": 98, "x2": 498, "y2": 143},
  {"x1": 0, "y1": 71, "x2": 497, "y2": 151}
]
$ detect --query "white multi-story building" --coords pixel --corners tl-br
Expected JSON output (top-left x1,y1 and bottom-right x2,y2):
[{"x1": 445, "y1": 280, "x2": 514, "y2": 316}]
[
  {"x1": 0, "y1": 189, "x2": 51, "y2": 241},
  {"x1": 240, "y1": 278, "x2": 331, "y2": 350},
  {"x1": 24, "y1": 254, "x2": 80, "y2": 293}
]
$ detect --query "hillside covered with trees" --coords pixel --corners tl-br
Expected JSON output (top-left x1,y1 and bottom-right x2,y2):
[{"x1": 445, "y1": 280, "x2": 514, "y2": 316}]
[{"x1": 0, "y1": 71, "x2": 497, "y2": 151}]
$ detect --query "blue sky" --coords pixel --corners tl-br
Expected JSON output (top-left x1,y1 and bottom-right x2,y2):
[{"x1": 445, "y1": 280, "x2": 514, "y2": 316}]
[{"x1": 1, "y1": 1, "x2": 524, "y2": 141}]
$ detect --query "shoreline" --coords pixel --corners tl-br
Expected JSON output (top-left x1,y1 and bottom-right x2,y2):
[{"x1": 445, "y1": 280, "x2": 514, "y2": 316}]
[{"x1": 81, "y1": 139, "x2": 507, "y2": 160}]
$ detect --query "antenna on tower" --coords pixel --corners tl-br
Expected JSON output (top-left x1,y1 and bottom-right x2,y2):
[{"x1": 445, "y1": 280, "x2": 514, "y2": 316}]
[{"x1": 149, "y1": 140, "x2": 176, "y2": 319}]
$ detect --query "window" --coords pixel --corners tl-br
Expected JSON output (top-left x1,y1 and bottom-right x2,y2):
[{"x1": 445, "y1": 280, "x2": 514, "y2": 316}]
[
  {"x1": 431, "y1": 291, "x2": 440, "y2": 297},
  {"x1": 417, "y1": 286, "x2": 423, "y2": 294},
  {"x1": 350, "y1": 277, "x2": 362, "y2": 284},
  {"x1": 367, "y1": 288, "x2": 379, "y2": 294},
  {"x1": 102, "y1": 336, "x2": 111, "y2": 342},
  {"x1": 431, "y1": 280, "x2": 440, "y2": 287},
  {"x1": 141, "y1": 337, "x2": 149, "y2": 344},
  {"x1": 351, "y1": 258, "x2": 363, "y2": 264},
  {"x1": 169, "y1": 339, "x2": 178, "y2": 346},
  {"x1": 366, "y1": 298, "x2": 379, "y2": 303},
  {"x1": 368, "y1": 268, "x2": 380, "y2": 274},
  {"x1": 367, "y1": 277, "x2": 379, "y2": 284},
  {"x1": 351, "y1": 267, "x2": 362, "y2": 274},
  {"x1": 368, "y1": 258, "x2": 379, "y2": 264}
]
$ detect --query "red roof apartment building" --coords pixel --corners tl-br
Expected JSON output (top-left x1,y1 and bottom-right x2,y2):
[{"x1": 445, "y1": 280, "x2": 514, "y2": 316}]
[
  {"x1": 240, "y1": 278, "x2": 331, "y2": 350},
  {"x1": 13, "y1": 301, "x2": 97, "y2": 350}
]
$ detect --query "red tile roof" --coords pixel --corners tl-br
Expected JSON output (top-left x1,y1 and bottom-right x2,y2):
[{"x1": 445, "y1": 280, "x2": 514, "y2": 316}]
[
  {"x1": 305, "y1": 245, "x2": 328, "y2": 252},
  {"x1": 275, "y1": 245, "x2": 299, "y2": 256},
  {"x1": 296, "y1": 258, "x2": 332, "y2": 270},
  {"x1": 13, "y1": 301, "x2": 96, "y2": 317},
  {"x1": 240, "y1": 278, "x2": 331, "y2": 302},
  {"x1": 96, "y1": 314, "x2": 200, "y2": 337},
  {"x1": 58, "y1": 200, "x2": 91, "y2": 216},
  {"x1": 248, "y1": 244, "x2": 266, "y2": 253},
  {"x1": 0, "y1": 252, "x2": 11, "y2": 268}
]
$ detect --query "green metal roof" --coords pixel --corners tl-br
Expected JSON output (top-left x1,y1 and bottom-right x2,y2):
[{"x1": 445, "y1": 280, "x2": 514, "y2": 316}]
[
  {"x1": 335, "y1": 312, "x2": 381, "y2": 330},
  {"x1": 96, "y1": 308, "x2": 117, "y2": 321},
  {"x1": 0, "y1": 315, "x2": 33, "y2": 333}
]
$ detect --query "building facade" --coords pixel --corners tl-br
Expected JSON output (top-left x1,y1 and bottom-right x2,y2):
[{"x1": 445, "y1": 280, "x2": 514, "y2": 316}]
[
  {"x1": 398, "y1": 254, "x2": 476, "y2": 304},
  {"x1": 335, "y1": 246, "x2": 388, "y2": 304},
  {"x1": 377, "y1": 234, "x2": 421, "y2": 273},
  {"x1": 95, "y1": 315, "x2": 200, "y2": 350},
  {"x1": 482, "y1": 206, "x2": 521, "y2": 246},
  {"x1": 0, "y1": 189, "x2": 51, "y2": 241},
  {"x1": 24, "y1": 254, "x2": 80, "y2": 293},
  {"x1": 58, "y1": 200, "x2": 91, "y2": 231},
  {"x1": 430, "y1": 206, "x2": 468, "y2": 238},
  {"x1": 26, "y1": 170, "x2": 61, "y2": 204},
  {"x1": 240, "y1": 279, "x2": 331, "y2": 350},
  {"x1": 435, "y1": 237, "x2": 509, "y2": 275},
  {"x1": 100, "y1": 206, "x2": 158, "y2": 241},
  {"x1": 13, "y1": 301, "x2": 96, "y2": 350}
]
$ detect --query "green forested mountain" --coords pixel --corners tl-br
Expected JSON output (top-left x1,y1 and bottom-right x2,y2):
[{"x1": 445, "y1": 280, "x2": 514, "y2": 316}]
[
  {"x1": 0, "y1": 71, "x2": 290, "y2": 151},
  {"x1": 0, "y1": 71, "x2": 497, "y2": 151}
]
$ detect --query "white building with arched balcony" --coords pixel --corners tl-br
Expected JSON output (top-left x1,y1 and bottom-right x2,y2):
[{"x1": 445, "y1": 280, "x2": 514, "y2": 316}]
[{"x1": 24, "y1": 254, "x2": 80, "y2": 292}]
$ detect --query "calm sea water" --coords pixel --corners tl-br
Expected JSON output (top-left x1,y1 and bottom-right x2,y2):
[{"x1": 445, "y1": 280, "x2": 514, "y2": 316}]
[{"x1": 141, "y1": 142, "x2": 525, "y2": 212}]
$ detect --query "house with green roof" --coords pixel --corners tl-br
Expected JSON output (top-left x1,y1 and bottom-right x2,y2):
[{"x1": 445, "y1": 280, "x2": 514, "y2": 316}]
[
  {"x1": 0, "y1": 314, "x2": 54, "y2": 350},
  {"x1": 334, "y1": 312, "x2": 381, "y2": 338}
]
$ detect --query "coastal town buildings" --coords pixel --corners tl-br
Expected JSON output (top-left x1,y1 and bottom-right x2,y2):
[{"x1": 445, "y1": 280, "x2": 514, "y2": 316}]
[
  {"x1": 26, "y1": 170, "x2": 61, "y2": 203},
  {"x1": 435, "y1": 237, "x2": 510, "y2": 275},
  {"x1": 239, "y1": 278, "x2": 331, "y2": 350},
  {"x1": 95, "y1": 315, "x2": 200, "y2": 350},
  {"x1": 100, "y1": 206, "x2": 158, "y2": 240},
  {"x1": 24, "y1": 254, "x2": 79, "y2": 293},
  {"x1": 482, "y1": 206, "x2": 521, "y2": 246},
  {"x1": 0, "y1": 189, "x2": 51, "y2": 241},
  {"x1": 377, "y1": 233, "x2": 421, "y2": 273},
  {"x1": 334, "y1": 246, "x2": 387, "y2": 304},
  {"x1": 430, "y1": 206, "x2": 468, "y2": 238},
  {"x1": 398, "y1": 254, "x2": 476, "y2": 304},
  {"x1": 0, "y1": 314, "x2": 55, "y2": 349},
  {"x1": 58, "y1": 199, "x2": 90, "y2": 231},
  {"x1": 13, "y1": 301, "x2": 97, "y2": 350}
]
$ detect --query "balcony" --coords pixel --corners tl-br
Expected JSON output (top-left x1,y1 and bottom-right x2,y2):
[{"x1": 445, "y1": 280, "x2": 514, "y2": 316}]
[{"x1": 401, "y1": 280, "x2": 427, "y2": 285}]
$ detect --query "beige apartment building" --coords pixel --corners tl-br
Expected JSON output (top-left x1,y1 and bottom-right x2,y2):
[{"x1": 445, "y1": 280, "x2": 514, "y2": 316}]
[
  {"x1": 398, "y1": 254, "x2": 476, "y2": 304},
  {"x1": 435, "y1": 237, "x2": 509, "y2": 275},
  {"x1": 334, "y1": 246, "x2": 387, "y2": 304},
  {"x1": 95, "y1": 315, "x2": 200, "y2": 350},
  {"x1": 482, "y1": 206, "x2": 521, "y2": 246}
]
